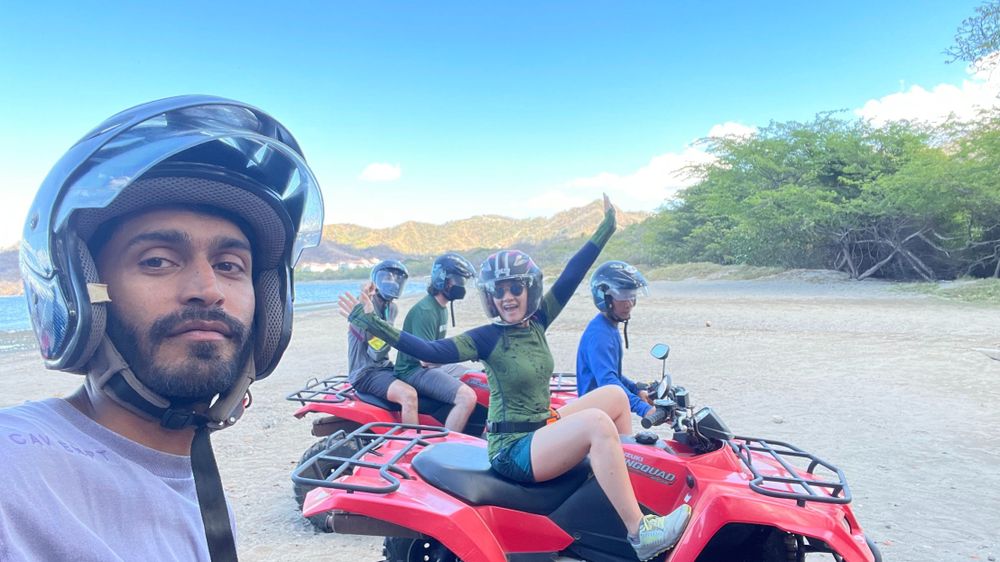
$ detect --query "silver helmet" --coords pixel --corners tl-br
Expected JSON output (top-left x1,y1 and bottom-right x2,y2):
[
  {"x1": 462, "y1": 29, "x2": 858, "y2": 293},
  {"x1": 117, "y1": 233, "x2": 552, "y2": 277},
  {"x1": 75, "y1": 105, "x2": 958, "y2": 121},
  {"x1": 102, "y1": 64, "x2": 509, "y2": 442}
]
[{"x1": 19, "y1": 95, "x2": 324, "y2": 428}]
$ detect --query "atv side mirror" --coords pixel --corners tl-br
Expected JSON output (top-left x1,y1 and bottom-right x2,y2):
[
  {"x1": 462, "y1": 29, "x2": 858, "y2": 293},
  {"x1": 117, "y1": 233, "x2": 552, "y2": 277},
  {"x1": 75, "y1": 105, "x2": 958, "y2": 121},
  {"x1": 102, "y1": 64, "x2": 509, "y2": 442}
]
[{"x1": 650, "y1": 343, "x2": 670, "y2": 360}]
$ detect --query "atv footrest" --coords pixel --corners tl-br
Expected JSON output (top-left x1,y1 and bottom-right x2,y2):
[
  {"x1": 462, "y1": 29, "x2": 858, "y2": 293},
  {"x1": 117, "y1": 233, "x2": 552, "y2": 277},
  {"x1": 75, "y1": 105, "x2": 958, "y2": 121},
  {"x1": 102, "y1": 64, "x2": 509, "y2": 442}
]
[
  {"x1": 291, "y1": 422, "x2": 449, "y2": 494},
  {"x1": 730, "y1": 436, "x2": 851, "y2": 507}
]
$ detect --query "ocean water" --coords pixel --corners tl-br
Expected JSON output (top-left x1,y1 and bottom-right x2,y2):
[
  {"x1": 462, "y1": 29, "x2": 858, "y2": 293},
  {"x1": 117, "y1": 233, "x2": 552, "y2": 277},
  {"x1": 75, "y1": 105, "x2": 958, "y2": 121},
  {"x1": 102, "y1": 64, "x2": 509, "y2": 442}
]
[{"x1": 0, "y1": 280, "x2": 424, "y2": 349}]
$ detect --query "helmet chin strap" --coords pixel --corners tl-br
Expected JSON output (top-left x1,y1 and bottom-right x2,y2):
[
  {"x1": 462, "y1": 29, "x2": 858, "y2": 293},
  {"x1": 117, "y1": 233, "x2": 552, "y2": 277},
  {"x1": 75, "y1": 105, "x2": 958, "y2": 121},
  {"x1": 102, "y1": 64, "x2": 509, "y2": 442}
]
[
  {"x1": 86, "y1": 335, "x2": 246, "y2": 561},
  {"x1": 86, "y1": 336, "x2": 252, "y2": 430},
  {"x1": 444, "y1": 284, "x2": 466, "y2": 327},
  {"x1": 604, "y1": 298, "x2": 630, "y2": 349}
]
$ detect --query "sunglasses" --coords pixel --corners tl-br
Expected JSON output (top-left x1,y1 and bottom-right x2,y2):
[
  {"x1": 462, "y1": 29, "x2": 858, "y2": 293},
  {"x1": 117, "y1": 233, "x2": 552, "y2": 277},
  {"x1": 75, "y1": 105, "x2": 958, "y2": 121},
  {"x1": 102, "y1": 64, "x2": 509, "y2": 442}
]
[{"x1": 492, "y1": 282, "x2": 525, "y2": 299}]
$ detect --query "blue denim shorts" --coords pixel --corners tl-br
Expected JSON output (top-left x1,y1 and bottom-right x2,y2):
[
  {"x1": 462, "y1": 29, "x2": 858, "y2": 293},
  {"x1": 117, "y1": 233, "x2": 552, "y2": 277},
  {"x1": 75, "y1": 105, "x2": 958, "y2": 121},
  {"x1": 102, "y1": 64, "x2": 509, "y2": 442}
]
[{"x1": 489, "y1": 433, "x2": 535, "y2": 483}]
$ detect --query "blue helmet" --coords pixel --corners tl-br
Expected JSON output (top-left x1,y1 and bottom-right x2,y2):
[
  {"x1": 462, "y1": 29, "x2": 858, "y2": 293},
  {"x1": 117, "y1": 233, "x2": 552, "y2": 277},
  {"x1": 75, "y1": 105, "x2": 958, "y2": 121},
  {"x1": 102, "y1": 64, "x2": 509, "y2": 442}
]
[
  {"x1": 590, "y1": 261, "x2": 649, "y2": 312},
  {"x1": 19, "y1": 95, "x2": 324, "y2": 427},
  {"x1": 371, "y1": 259, "x2": 409, "y2": 300},
  {"x1": 429, "y1": 252, "x2": 475, "y2": 301}
]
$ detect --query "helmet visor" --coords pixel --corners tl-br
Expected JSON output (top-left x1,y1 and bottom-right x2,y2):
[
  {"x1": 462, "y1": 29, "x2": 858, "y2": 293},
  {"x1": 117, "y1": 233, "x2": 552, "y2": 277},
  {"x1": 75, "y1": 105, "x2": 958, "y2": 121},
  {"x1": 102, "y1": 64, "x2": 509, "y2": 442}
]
[
  {"x1": 607, "y1": 286, "x2": 648, "y2": 302},
  {"x1": 374, "y1": 269, "x2": 408, "y2": 299},
  {"x1": 48, "y1": 99, "x2": 323, "y2": 268},
  {"x1": 445, "y1": 273, "x2": 469, "y2": 287}
]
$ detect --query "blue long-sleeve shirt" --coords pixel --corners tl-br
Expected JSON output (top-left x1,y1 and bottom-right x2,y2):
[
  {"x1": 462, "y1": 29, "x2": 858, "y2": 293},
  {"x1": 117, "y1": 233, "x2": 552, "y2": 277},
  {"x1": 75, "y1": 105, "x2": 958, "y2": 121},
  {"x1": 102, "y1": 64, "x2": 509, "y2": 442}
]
[{"x1": 575, "y1": 312, "x2": 652, "y2": 417}]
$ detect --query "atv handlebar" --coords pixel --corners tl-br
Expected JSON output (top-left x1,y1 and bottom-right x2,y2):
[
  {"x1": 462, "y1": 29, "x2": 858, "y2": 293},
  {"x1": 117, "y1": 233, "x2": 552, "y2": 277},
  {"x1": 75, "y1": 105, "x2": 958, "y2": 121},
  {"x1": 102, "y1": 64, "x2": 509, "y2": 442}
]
[{"x1": 641, "y1": 407, "x2": 668, "y2": 429}]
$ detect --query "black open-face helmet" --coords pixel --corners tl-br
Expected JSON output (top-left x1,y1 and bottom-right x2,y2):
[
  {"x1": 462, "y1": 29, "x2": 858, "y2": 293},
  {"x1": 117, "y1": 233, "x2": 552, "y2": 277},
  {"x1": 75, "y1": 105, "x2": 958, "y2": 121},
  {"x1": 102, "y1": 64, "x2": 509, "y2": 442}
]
[
  {"x1": 430, "y1": 252, "x2": 475, "y2": 301},
  {"x1": 477, "y1": 250, "x2": 543, "y2": 326},
  {"x1": 19, "y1": 95, "x2": 324, "y2": 430},
  {"x1": 371, "y1": 259, "x2": 409, "y2": 300}
]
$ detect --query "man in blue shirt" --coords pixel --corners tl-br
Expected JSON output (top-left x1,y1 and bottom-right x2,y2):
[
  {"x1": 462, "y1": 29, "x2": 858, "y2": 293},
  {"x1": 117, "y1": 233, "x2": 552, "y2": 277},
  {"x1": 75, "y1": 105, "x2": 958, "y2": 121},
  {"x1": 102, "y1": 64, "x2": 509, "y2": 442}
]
[{"x1": 576, "y1": 261, "x2": 653, "y2": 418}]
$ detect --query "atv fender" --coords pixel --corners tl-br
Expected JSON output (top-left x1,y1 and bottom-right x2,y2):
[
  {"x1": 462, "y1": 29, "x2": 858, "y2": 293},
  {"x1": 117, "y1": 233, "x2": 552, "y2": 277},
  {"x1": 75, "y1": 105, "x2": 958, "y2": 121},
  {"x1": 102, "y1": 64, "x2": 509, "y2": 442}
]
[
  {"x1": 305, "y1": 484, "x2": 517, "y2": 562},
  {"x1": 682, "y1": 487, "x2": 878, "y2": 562}
]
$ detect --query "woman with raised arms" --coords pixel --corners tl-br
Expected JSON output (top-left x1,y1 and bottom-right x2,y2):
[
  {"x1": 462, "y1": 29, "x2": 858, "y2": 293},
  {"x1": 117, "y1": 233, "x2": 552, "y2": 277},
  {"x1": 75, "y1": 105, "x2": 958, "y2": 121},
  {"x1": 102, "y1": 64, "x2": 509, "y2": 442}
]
[{"x1": 338, "y1": 195, "x2": 690, "y2": 560}]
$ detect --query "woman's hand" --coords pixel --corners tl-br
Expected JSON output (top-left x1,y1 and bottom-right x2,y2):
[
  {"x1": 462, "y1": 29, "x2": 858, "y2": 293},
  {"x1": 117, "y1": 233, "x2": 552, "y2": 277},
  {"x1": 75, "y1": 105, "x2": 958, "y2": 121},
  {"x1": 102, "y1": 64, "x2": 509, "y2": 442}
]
[
  {"x1": 338, "y1": 287, "x2": 374, "y2": 319},
  {"x1": 603, "y1": 192, "x2": 613, "y2": 214}
]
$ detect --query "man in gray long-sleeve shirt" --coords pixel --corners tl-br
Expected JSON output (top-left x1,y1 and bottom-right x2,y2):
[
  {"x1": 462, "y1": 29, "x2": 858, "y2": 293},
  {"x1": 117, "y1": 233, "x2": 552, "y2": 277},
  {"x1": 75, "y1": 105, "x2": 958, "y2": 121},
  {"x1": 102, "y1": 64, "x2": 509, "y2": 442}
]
[{"x1": 346, "y1": 259, "x2": 420, "y2": 425}]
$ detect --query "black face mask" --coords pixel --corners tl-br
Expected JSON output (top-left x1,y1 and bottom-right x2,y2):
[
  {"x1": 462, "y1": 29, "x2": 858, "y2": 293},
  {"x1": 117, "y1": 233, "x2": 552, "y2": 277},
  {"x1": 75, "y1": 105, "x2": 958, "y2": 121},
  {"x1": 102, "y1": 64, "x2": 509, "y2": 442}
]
[{"x1": 445, "y1": 285, "x2": 467, "y2": 301}]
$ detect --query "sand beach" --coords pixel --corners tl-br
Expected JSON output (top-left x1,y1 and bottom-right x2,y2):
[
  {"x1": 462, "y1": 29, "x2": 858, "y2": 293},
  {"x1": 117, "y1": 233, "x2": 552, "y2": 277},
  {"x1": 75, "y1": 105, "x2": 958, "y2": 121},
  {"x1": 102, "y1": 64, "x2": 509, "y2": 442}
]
[{"x1": 2, "y1": 276, "x2": 997, "y2": 561}]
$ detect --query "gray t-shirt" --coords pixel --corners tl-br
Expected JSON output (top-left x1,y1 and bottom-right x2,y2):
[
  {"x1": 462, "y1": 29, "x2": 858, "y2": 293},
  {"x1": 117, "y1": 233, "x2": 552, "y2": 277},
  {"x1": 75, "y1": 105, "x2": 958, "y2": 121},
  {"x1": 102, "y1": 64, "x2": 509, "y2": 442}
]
[
  {"x1": 0, "y1": 398, "x2": 222, "y2": 561},
  {"x1": 347, "y1": 301, "x2": 398, "y2": 383}
]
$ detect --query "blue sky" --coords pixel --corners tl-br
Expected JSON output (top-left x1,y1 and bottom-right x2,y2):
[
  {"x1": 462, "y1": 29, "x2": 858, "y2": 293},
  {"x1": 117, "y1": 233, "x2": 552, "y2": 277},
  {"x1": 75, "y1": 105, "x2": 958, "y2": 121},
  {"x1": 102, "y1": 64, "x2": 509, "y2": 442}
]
[{"x1": 1, "y1": 1, "x2": 995, "y2": 248}]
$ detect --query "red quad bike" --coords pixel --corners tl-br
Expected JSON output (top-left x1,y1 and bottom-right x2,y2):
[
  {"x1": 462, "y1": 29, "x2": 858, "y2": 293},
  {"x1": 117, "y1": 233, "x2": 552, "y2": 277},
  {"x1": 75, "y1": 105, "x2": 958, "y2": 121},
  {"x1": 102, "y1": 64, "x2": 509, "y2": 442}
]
[
  {"x1": 287, "y1": 370, "x2": 579, "y2": 531},
  {"x1": 292, "y1": 344, "x2": 882, "y2": 562}
]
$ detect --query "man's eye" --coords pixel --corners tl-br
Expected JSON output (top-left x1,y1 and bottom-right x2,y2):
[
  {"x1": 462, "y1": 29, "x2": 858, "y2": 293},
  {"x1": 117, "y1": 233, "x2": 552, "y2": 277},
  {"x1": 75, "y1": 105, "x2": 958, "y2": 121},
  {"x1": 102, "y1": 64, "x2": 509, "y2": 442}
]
[
  {"x1": 215, "y1": 261, "x2": 247, "y2": 274},
  {"x1": 139, "y1": 257, "x2": 170, "y2": 268}
]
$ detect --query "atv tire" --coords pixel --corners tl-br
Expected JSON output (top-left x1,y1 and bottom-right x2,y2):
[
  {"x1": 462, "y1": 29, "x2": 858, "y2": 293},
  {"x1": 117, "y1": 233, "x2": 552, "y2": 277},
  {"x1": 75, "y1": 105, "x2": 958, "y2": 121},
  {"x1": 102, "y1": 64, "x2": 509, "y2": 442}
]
[
  {"x1": 383, "y1": 537, "x2": 458, "y2": 562},
  {"x1": 292, "y1": 427, "x2": 361, "y2": 532}
]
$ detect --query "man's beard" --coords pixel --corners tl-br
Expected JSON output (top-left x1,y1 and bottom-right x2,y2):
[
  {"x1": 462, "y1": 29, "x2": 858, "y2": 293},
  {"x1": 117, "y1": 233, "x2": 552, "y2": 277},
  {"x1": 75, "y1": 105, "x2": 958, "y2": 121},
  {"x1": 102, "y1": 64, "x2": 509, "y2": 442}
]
[{"x1": 107, "y1": 307, "x2": 252, "y2": 403}]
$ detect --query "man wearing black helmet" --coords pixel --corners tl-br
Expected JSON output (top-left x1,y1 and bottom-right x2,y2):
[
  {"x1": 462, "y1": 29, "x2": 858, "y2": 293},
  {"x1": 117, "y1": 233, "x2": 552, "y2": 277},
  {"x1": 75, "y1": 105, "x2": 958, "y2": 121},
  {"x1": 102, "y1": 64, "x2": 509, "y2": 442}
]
[
  {"x1": 346, "y1": 259, "x2": 421, "y2": 425},
  {"x1": 576, "y1": 261, "x2": 654, "y2": 418},
  {"x1": 393, "y1": 252, "x2": 478, "y2": 432},
  {"x1": 1, "y1": 96, "x2": 323, "y2": 561}
]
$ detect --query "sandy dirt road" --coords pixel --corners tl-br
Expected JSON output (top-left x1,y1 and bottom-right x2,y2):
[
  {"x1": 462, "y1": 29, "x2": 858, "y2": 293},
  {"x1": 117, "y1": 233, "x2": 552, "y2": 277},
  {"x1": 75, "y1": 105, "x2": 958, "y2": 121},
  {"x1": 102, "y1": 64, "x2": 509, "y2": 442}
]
[{"x1": 3, "y1": 276, "x2": 997, "y2": 561}]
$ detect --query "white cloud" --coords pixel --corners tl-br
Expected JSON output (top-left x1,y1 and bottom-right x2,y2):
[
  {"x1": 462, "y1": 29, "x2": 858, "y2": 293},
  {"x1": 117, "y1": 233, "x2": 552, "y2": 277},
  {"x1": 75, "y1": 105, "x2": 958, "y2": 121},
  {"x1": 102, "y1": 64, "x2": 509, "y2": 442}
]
[
  {"x1": 527, "y1": 125, "x2": 741, "y2": 215},
  {"x1": 707, "y1": 121, "x2": 758, "y2": 139},
  {"x1": 856, "y1": 66, "x2": 1000, "y2": 126},
  {"x1": 531, "y1": 65, "x2": 1000, "y2": 218},
  {"x1": 358, "y1": 162, "x2": 401, "y2": 182},
  {"x1": 567, "y1": 147, "x2": 714, "y2": 204}
]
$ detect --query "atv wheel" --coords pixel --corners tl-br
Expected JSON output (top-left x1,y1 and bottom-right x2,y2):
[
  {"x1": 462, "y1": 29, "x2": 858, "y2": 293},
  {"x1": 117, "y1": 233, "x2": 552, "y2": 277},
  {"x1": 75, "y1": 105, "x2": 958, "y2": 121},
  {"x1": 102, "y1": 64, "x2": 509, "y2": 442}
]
[
  {"x1": 383, "y1": 537, "x2": 458, "y2": 562},
  {"x1": 292, "y1": 429, "x2": 361, "y2": 532}
]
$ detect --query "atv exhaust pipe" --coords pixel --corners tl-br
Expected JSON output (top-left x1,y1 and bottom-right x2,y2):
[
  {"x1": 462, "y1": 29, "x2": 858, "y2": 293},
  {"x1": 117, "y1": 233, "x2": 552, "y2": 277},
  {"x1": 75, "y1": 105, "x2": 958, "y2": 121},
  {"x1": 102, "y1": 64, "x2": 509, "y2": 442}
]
[{"x1": 327, "y1": 513, "x2": 422, "y2": 538}]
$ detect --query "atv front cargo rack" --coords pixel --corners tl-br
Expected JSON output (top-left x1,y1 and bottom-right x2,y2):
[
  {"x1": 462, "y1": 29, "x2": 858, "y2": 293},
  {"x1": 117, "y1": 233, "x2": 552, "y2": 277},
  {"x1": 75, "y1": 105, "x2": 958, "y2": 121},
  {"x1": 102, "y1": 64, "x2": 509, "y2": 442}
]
[
  {"x1": 292, "y1": 422, "x2": 448, "y2": 494},
  {"x1": 286, "y1": 375, "x2": 354, "y2": 405},
  {"x1": 729, "y1": 436, "x2": 852, "y2": 507}
]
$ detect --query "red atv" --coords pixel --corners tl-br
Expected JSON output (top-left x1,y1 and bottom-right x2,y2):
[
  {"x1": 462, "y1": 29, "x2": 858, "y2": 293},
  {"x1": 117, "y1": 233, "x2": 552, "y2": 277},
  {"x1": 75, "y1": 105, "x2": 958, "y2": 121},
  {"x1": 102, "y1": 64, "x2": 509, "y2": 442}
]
[
  {"x1": 287, "y1": 369, "x2": 579, "y2": 531},
  {"x1": 292, "y1": 344, "x2": 882, "y2": 562}
]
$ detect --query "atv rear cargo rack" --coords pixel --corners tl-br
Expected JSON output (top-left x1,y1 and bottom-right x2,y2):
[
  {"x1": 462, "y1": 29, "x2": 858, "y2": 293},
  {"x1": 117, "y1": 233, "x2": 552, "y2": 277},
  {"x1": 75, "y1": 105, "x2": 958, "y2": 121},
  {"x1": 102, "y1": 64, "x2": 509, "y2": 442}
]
[
  {"x1": 729, "y1": 436, "x2": 852, "y2": 507},
  {"x1": 286, "y1": 374, "x2": 354, "y2": 405},
  {"x1": 292, "y1": 422, "x2": 449, "y2": 494},
  {"x1": 549, "y1": 371, "x2": 578, "y2": 395}
]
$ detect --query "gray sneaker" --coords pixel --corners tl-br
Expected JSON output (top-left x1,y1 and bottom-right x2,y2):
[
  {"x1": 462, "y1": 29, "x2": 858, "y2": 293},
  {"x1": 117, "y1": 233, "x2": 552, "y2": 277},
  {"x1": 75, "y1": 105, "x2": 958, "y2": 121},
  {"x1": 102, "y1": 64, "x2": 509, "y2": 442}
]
[{"x1": 628, "y1": 505, "x2": 692, "y2": 561}]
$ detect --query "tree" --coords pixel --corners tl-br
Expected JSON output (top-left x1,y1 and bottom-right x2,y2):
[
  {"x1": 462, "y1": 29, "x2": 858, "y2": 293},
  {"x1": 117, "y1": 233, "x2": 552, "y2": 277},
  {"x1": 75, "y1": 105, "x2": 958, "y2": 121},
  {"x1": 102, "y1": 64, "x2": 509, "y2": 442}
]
[{"x1": 946, "y1": 1, "x2": 1000, "y2": 68}]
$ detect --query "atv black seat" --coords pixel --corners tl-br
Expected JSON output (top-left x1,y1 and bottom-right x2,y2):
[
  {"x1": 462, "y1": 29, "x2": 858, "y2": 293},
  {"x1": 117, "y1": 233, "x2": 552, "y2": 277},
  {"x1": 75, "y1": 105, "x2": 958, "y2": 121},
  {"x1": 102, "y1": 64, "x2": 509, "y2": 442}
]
[
  {"x1": 412, "y1": 442, "x2": 591, "y2": 515},
  {"x1": 285, "y1": 375, "x2": 451, "y2": 417},
  {"x1": 355, "y1": 390, "x2": 451, "y2": 416}
]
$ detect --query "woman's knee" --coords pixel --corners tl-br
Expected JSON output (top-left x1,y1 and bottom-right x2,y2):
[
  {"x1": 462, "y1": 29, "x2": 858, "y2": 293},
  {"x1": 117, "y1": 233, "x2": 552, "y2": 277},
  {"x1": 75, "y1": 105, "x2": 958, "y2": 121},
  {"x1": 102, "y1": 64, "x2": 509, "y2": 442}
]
[
  {"x1": 592, "y1": 385, "x2": 629, "y2": 411},
  {"x1": 574, "y1": 408, "x2": 619, "y2": 437}
]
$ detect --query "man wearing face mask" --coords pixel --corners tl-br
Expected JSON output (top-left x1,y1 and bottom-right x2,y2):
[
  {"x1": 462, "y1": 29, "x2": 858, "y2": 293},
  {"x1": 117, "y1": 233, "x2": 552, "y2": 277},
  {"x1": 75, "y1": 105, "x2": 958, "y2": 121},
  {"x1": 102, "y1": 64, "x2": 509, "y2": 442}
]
[{"x1": 392, "y1": 253, "x2": 478, "y2": 432}]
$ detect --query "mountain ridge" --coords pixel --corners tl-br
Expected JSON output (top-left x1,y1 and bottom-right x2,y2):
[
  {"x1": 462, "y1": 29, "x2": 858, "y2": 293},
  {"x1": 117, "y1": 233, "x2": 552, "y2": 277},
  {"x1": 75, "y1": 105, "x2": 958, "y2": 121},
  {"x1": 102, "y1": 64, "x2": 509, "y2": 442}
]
[
  {"x1": 313, "y1": 200, "x2": 649, "y2": 258},
  {"x1": 0, "y1": 200, "x2": 652, "y2": 294}
]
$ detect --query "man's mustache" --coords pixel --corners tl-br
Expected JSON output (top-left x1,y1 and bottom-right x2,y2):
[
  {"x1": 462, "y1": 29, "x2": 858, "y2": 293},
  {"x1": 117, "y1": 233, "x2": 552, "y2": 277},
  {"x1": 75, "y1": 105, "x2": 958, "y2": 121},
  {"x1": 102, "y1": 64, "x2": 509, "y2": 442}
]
[{"x1": 148, "y1": 307, "x2": 248, "y2": 346}]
